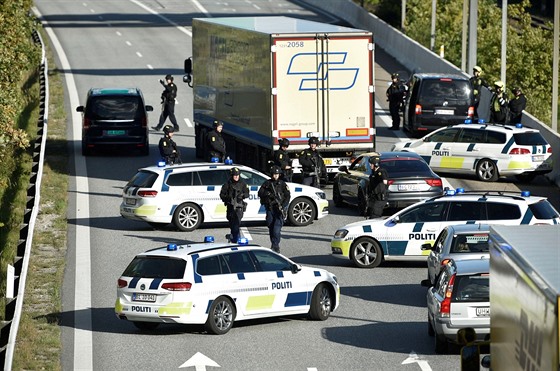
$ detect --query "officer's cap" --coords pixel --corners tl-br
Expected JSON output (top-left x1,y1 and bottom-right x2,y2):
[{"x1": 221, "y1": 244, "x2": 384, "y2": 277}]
[
  {"x1": 308, "y1": 136, "x2": 319, "y2": 145},
  {"x1": 163, "y1": 125, "x2": 174, "y2": 134},
  {"x1": 473, "y1": 66, "x2": 482, "y2": 73},
  {"x1": 165, "y1": 74, "x2": 173, "y2": 81},
  {"x1": 213, "y1": 120, "x2": 223, "y2": 128},
  {"x1": 270, "y1": 165, "x2": 282, "y2": 175},
  {"x1": 230, "y1": 167, "x2": 240, "y2": 176}
]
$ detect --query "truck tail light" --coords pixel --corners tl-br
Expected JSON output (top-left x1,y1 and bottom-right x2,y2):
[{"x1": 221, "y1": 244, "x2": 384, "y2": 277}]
[
  {"x1": 415, "y1": 104, "x2": 422, "y2": 115},
  {"x1": 468, "y1": 106, "x2": 474, "y2": 117},
  {"x1": 509, "y1": 148, "x2": 531, "y2": 155},
  {"x1": 426, "y1": 179, "x2": 442, "y2": 187},
  {"x1": 162, "y1": 282, "x2": 192, "y2": 291},
  {"x1": 440, "y1": 274, "x2": 455, "y2": 317},
  {"x1": 138, "y1": 190, "x2": 158, "y2": 197},
  {"x1": 118, "y1": 279, "x2": 128, "y2": 288}
]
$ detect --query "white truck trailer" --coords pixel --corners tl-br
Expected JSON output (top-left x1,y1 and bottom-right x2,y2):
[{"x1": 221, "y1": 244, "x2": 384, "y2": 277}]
[
  {"x1": 185, "y1": 16, "x2": 375, "y2": 176},
  {"x1": 488, "y1": 224, "x2": 560, "y2": 371}
]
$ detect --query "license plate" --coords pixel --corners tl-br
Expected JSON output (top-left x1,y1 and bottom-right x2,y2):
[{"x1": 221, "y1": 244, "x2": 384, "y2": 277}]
[
  {"x1": 476, "y1": 307, "x2": 490, "y2": 316},
  {"x1": 125, "y1": 198, "x2": 136, "y2": 206},
  {"x1": 532, "y1": 155, "x2": 544, "y2": 162},
  {"x1": 435, "y1": 109, "x2": 454, "y2": 115},
  {"x1": 323, "y1": 159, "x2": 332, "y2": 165},
  {"x1": 397, "y1": 184, "x2": 419, "y2": 191},
  {"x1": 132, "y1": 293, "x2": 156, "y2": 302},
  {"x1": 106, "y1": 130, "x2": 126, "y2": 135}
]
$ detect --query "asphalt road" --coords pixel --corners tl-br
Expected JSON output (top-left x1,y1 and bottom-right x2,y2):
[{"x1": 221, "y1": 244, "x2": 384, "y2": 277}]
[{"x1": 32, "y1": 0, "x2": 560, "y2": 370}]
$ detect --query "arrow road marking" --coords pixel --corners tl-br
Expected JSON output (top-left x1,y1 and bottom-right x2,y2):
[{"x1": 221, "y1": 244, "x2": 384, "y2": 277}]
[
  {"x1": 179, "y1": 352, "x2": 220, "y2": 370},
  {"x1": 402, "y1": 351, "x2": 432, "y2": 371}
]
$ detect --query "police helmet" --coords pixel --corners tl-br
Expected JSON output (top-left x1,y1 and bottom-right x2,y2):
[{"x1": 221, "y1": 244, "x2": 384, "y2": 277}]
[
  {"x1": 308, "y1": 136, "x2": 319, "y2": 145},
  {"x1": 391, "y1": 73, "x2": 399, "y2": 79},
  {"x1": 473, "y1": 66, "x2": 482, "y2": 73},
  {"x1": 230, "y1": 167, "x2": 240, "y2": 176},
  {"x1": 279, "y1": 138, "x2": 290, "y2": 147},
  {"x1": 513, "y1": 87, "x2": 522, "y2": 94},
  {"x1": 163, "y1": 125, "x2": 174, "y2": 134},
  {"x1": 270, "y1": 165, "x2": 282, "y2": 175},
  {"x1": 494, "y1": 80, "x2": 504, "y2": 89},
  {"x1": 213, "y1": 120, "x2": 223, "y2": 129},
  {"x1": 165, "y1": 74, "x2": 174, "y2": 81},
  {"x1": 368, "y1": 155, "x2": 380, "y2": 165}
]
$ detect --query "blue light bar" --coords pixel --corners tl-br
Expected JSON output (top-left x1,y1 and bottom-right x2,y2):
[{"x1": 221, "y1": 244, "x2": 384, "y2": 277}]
[
  {"x1": 210, "y1": 157, "x2": 219, "y2": 163},
  {"x1": 225, "y1": 157, "x2": 233, "y2": 165},
  {"x1": 464, "y1": 119, "x2": 472, "y2": 124},
  {"x1": 478, "y1": 118, "x2": 486, "y2": 124},
  {"x1": 516, "y1": 123, "x2": 523, "y2": 128},
  {"x1": 237, "y1": 237, "x2": 249, "y2": 245},
  {"x1": 445, "y1": 189, "x2": 456, "y2": 196},
  {"x1": 167, "y1": 243, "x2": 178, "y2": 251},
  {"x1": 157, "y1": 160, "x2": 166, "y2": 167},
  {"x1": 521, "y1": 191, "x2": 530, "y2": 197},
  {"x1": 204, "y1": 236, "x2": 214, "y2": 243},
  {"x1": 456, "y1": 188, "x2": 465, "y2": 194}
]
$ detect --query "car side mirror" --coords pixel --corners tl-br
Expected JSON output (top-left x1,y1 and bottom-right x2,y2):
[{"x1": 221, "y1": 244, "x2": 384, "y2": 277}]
[
  {"x1": 420, "y1": 279, "x2": 432, "y2": 287},
  {"x1": 393, "y1": 215, "x2": 400, "y2": 223},
  {"x1": 184, "y1": 57, "x2": 192, "y2": 74},
  {"x1": 291, "y1": 264, "x2": 302, "y2": 274},
  {"x1": 421, "y1": 242, "x2": 433, "y2": 251},
  {"x1": 145, "y1": 105, "x2": 153, "y2": 112},
  {"x1": 338, "y1": 165, "x2": 349, "y2": 174},
  {"x1": 76, "y1": 106, "x2": 84, "y2": 112}
]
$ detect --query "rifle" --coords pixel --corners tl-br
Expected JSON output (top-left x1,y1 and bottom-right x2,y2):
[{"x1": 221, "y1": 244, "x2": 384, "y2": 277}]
[
  {"x1": 270, "y1": 183, "x2": 287, "y2": 220},
  {"x1": 228, "y1": 187, "x2": 245, "y2": 211}
]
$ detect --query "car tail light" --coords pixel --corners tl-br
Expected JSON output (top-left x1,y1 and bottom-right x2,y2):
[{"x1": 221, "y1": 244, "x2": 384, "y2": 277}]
[
  {"x1": 547, "y1": 147, "x2": 552, "y2": 154},
  {"x1": 138, "y1": 190, "x2": 158, "y2": 197},
  {"x1": 162, "y1": 282, "x2": 192, "y2": 291},
  {"x1": 118, "y1": 279, "x2": 128, "y2": 288},
  {"x1": 468, "y1": 106, "x2": 474, "y2": 117},
  {"x1": 387, "y1": 180, "x2": 394, "y2": 185},
  {"x1": 83, "y1": 117, "x2": 91, "y2": 129},
  {"x1": 509, "y1": 147, "x2": 531, "y2": 155},
  {"x1": 425, "y1": 178, "x2": 443, "y2": 187},
  {"x1": 415, "y1": 104, "x2": 422, "y2": 115},
  {"x1": 141, "y1": 116, "x2": 147, "y2": 128},
  {"x1": 440, "y1": 274, "x2": 455, "y2": 317}
]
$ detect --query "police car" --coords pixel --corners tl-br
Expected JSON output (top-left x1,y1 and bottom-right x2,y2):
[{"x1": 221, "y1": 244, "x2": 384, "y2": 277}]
[
  {"x1": 120, "y1": 162, "x2": 329, "y2": 231},
  {"x1": 115, "y1": 238, "x2": 340, "y2": 334},
  {"x1": 331, "y1": 189, "x2": 560, "y2": 268},
  {"x1": 391, "y1": 122, "x2": 553, "y2": 182}
]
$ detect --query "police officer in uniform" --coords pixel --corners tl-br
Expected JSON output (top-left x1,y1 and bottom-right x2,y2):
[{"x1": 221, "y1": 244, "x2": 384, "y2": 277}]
[
  {"x1": 490, "y1": 81, "x2": 509, "y2": 124},
  {"x1": 469, "y1": 66, "x2": 487, "y2": 119},
  {"x1": 158, "y1": 125, "x2": 181, "y2": 165},
  {"x1": 273, "y1": 138, "x2": 293, "y2": 182},
  {"x1": 366, "y1": 155, "x2": 388, "y2": 219},
  {"x1": 508, "y1": 87, "x2": 527, "y2": 124},
  {"x1": 386, "y1": 73, "x2": 406, "y2": 130},
  {"x1": 258, "y1": 166, "x2": 291, "y2": 253},
  {"x1": 298, "y1": 136, "x2": 325, "y2": 188},
  {"x1": 207, "y1": 120, "x2": 226, "y2": 162},
  {"x1": 152, "y1": 74, "x2": 179, "y2": 131},
  {"x1": 220, "y1": 167, "x2": 249, "y2": 243}
]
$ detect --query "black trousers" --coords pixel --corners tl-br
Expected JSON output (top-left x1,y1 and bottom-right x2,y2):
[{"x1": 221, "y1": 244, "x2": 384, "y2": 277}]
[
  {"x1": 158, "y1": 102, "x2": 178, "y2": 128},
  {"x1": 227, "y1": 207, "x2": 244, "y2": 242}
]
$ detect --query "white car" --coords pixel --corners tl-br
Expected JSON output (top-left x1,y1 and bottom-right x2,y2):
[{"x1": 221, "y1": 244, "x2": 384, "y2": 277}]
[
  {"x1": 331, "y1": 189, "x2": 560, "y2": 268},
  {"x1": 120, "y1": 162, "x2": 329, "y2": 231},
  {"x1": 391, "y1": 122, "x2": 553, "y2": 182},
  {"x1": 115, "y1": 239, "x2": 340, "y2": 334}
]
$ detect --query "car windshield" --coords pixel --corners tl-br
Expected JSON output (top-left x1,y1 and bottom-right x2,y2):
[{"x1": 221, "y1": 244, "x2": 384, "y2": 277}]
[
  {"x1": 450, "y1": 234, "x2": 489, "y2": 253},
  {"x1": 513, "y1": 132, "x2": 548, "y2": 146},
  {"x1": 123, "y1": 256, "x2": 186, "y2": 279},
  {"x1": 126, "y1": 170, "x2": 158, "y2": 188},
  {"x1": 453, "y1": 275, "x2": 489, "y2": 302},
  {"x1": 382, "y1": 158, "x2": 434, "y2": 178},
  {"x1": 88, "y1": 95, "x2": 143, "y2": 120}
]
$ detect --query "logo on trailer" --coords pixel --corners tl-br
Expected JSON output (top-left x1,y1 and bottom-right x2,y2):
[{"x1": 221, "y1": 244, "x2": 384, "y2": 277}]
[{"x1": 286, "y1": 52, "x2": 359, "y2": 91}]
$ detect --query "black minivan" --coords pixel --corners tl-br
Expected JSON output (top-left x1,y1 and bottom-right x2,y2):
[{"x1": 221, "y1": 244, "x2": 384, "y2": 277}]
[
  {"x1": 77, "y1": 88, "x2": 153, "y2": 156},
  {"x1": 403, "y1": 73, "x2": 474, "y2": 137}
]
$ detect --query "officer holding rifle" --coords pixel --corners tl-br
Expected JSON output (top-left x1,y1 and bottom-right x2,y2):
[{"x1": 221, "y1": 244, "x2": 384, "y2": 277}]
[
  {"x1": 298, "y1": 136, "x2": 325, "y2": 188},
  {"x1": 220, "y1": 167, "x2": 249, "y2": 243},
  {"x1": 258, "y1": 166, "x2": 291, "y2": 253}
]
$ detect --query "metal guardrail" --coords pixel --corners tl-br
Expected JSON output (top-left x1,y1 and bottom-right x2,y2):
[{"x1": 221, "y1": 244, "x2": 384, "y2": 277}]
[{"x1": 0, "y1": 29, "x2": 49, "y2": 370}]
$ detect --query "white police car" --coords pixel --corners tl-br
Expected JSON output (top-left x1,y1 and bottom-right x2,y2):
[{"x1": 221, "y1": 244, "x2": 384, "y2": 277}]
[
  {"x1": 331, "y1": 189, "x2": 560, "y2": 268},
  {"x1": 120, "y1": 162, "x2": 329, "y2": 231},
  {"x1": 115, "y1": 238, "x2": 340, "y2": 334},
  {"x1": 391, "y1": 122, "x2": 553, "y2": 182}
]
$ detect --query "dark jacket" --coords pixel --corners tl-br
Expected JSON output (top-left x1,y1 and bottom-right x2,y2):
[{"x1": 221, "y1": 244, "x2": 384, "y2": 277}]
[
  {"x1": 386, "y1": 82, "x2": 405, "y2": 107},
  {"x1": 298, "y1": 148, "x2": 326, "y2": 176},
  {"x1": 161, "y1": 83, "x2": 177, "y2": 105},
  {"x1": 158, "y1": 135, "x2": 180, "y2": 164},
  {"x1": 469, "y1": 76, "x2": 487, "y2": 104},
  {"x1": 508, "y1": 93, "x2": 527, "y2": 123},
  {"x1": 220, "y1": 178, "x2": 249, "y2": 210},
  {"x1": 258, "y1": 178, "x2": 290, "y2": 211},
  {"x1": 367, "y1": 167, "x2": 388, "y2": 201},
  {"x1": 207, "y1": 129, "x2": 226, "y2": 160},
  {"x1": 273, "y1": 148, "x2": 292, "y2": 171},
  {"x1": 490, "y1": 91, "x2": 509, "y2": 124}
]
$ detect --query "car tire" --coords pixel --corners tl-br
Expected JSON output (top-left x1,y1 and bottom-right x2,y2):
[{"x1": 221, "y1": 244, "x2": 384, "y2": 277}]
[
  {"x1": 173, "y1": 203, "x2": 203, "y2": 232},
  {"x1": 333, "y1": 182, "x2": 345, "y2": 207},
  {"x1": 205, "y1": 296, "x2": 236, "y2": 335},
  {"x1": 309, "y1": 283, "x2": 333, "y2": 321},
  {"x1": 132, "y1": 321, "x2": 159, "y2": 331},
  {"x1": 357, "y1": 189, "x2": 367, "y2": 217},
  {"x1": 288, "y1": 197, "x2": 316, "y2": 226},
  {"x1": 515, "y1": 173, "x2": 536, "y2": 183},
  {"x1": 350, "y1": 237, "x2": 383, "y2": 268},
  {"x1": 476, "y1": 159, "x2": 499, "y2": 182},
  {"x1": 435, "y1": 334, "x2": 448, "y2": 354},
  {"x1": 427, "y1": 316, "x2": 435, "y2": 337}
]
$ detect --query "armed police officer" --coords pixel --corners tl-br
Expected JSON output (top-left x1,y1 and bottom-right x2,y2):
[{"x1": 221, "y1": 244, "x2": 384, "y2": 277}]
[
  {"x1": 273, "y1": 138, "x2": 293, "y2": 182},
  {"x1": 158, "y1": 125, "x2": 181, "y2": 165},
  {"x1": 366, "y1": 155, "x2": 388, "y2": 219},
  {"x1": 220, "y1": 167, "x2": 249, "y2": 243},
  {"x1": 207, "y1": 120, "x2": 226, "y2": 162},
  {"x1": 469, "y1": 66, "x2": 487, "y2": 119},
  {"x1": 490, "y1": 81, "x2": 509, "y2": 124},
  {"x1": 386, "y1": 73, "x2": 406, "y2": 130},
  {"x1": 298, "y1": 136, "x2": 325, "y2": 188},
  {"x1": 508, "y1": 87, "x2": 527, "y2": 124},
  {"x1": 152, "y1": 74, "x2": 179, "y2": 132},
  {"x1": 258, "y1": 166, "x2": 291, "y2": 253}
]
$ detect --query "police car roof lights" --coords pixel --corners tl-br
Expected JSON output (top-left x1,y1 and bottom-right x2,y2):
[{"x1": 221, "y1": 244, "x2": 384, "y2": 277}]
[
  {"x1": 237, "y1": 237, "x2": 249, "y2": 245},
  {"x1": 515, "y1": 123, "x2": 523, "y2": 128},
  {"x1": 521, "y1": 190, "x2": 530, "y2": 197},
  {"x1": 157, "y1": 160, "x2": 167, "y2": 167},
  {"x1": 478, "y1": 118, "x2": 486, "y2": 124},
  {"x1": 204, "y1": 236, "x2": 215, "y2": 243},
  {"x1": 464, "y1": 119, "x2": 472, "y2": 124},
  {"x1": 456, "y1": 188, "x2": 465, "y2": 194},
  {"x1": 167, "y1": 243, "x2": 178, "y2": 251},
  {"x1": 210, "y1": 157, "x2": 219, "y2": 163},
  {"x1": 445, "y1": 189, "x2": 456, "y2": 196},
  {"x1": 224, "y1": 157, "x2": 233, "y2": 165}
]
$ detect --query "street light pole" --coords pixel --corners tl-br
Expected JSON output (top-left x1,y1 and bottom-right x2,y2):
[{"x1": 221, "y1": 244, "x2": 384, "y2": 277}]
[
  {"x1": 431, "y1": 0, "x2": 436, "y2": 51},
  {"x1": 467, "y1": 0, "x2": 478, "y2": 72},
  {"x1": 501, "y1": 0, "x2": 508, "y2": 87},
  {"x1": 553, "y1": 0, "x2": 559, "y2": 131},
  {"x1": 461, "y1": 0, "x2": 468, "y2": 71}
]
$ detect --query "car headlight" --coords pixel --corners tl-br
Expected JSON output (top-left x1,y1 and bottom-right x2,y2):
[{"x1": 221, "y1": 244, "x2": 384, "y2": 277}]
[
  {"x1": 334, "y1": 229, "x2": 348, "y2": 238},
  {"x1": 316, "y1": 192, "x2": 326, "y2": 200}
]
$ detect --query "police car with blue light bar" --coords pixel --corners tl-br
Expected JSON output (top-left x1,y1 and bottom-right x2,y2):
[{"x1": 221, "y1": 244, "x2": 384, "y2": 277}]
[
  {"x1": 115, "y1": 237, "x2": 340, "y2": 334},
  {"x1": 119, "y1": 162, "x2": 328, "y2": 231},
  {"x1": 391, "y1": 122, "x2": 553, "y2": 182},
  {"x1": 331, "y1": 189, "x2": 560, "y2": 268}
]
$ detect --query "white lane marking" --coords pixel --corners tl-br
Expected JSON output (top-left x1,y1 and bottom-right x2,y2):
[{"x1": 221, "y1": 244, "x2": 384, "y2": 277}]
[
  {"x1": 116, "y1": 31, "x2": 122, "y2": 36},
  {"x1": 136, "y1": 51, "x2": 143, "y2": 58},
  {"x1": 129, "y1": 0, "x2": 194, "y2": 35},
  {"x1": 191, "y1": 0, "x2": 211, "y2": 17},
  {"x1": 32, "y1": 7, "x2": 93, "y2": 370},
  {"x1": 184, "y1": 118, "x2": 193, "y2": 128},
  {"x1": 147, "y1": 64, "x2": 154, "y2": 70},
  {"x1": 402, "y1": 351, "x2": 432, "y2": 371},
  {"x1": 90, "y1": 8, "x2": 95, "y2": 13},
  {"x1": 241, "y1": 227, "x2": 252, "y2": 240},
  {"x1": 179, "y1": 352, "x2": 220, "y2": 369},
  {"x1": 125, "y1": 41, "x2": 132, "y2": 46}
]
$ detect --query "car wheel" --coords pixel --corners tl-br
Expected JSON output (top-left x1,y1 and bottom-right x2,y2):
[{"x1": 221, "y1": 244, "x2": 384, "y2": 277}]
[
  {"x1": 350, "y1": 237, "x2": 383, "y2": 268},
  {"x1": 476, "y1": 159, "x2": 499, "y2": 182},
  {"x1": 173, "y1": 203, "x2": 203, "y2": 232},
  {"x1": 332, "y1": 182, "x2": 344, "y2": 207},
  {"x1": 515, "y1": 173, "x2": 536, "y2": 183},
  {"x1": 309, "y1": 283, "x2": 333, "y2": 321},
  {"x1": 357, "y1": 189, "x2": 367, "y2": 217},
  {"x1": 288, "y1": 197, "x2": 316, "y2": 226},
  {"x1": 435, "y1": 334, "x2": 448, "y2": 354},
  {"x1": 132, "y1": 321, "x2": 159, "y2": 331},
  {"x1": 205, "y1": 296, "x2": 236, "y2": 335},
  {"x1": 427, "y1": 316, "x2": 435, "y2": 337}
]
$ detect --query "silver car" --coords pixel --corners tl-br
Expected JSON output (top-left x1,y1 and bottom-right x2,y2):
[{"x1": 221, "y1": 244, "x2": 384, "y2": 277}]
[
  {"x1": 422, "y1": 224, "x2": 490, "y2": 285},
  {"x1": 422, "y1": 259, "x2": 490, "y2": 353}
]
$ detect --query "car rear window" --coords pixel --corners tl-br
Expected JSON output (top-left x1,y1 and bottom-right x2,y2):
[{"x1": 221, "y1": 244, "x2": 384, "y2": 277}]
[
  {"x1": 126, "y1": 170, "x2": 159, "y2": 188},
  {"x1": 452, "y1": 275, "x2": 489, "y2": 302},
  {"x1": 87, "y1": 95, "x2": 143, "y2": 121},
  {"x1": 451, "y1": 234, "x2": 489, "y2": 253},
  {"x1": 419, "y1": 79, "x2": 471, "y2": 102},
  {"x1": 529, "y1": 200, "x2": 560, "y2": 220},
  {"x1": 513, "y1": 132, "x2": 548, "y2": 146},
  {"x1": 382, "y1": 158, "x2": 434, "y2": 178},
  {"x1": 123, "y1": 256, "x2": 186, "y2": 279}
]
